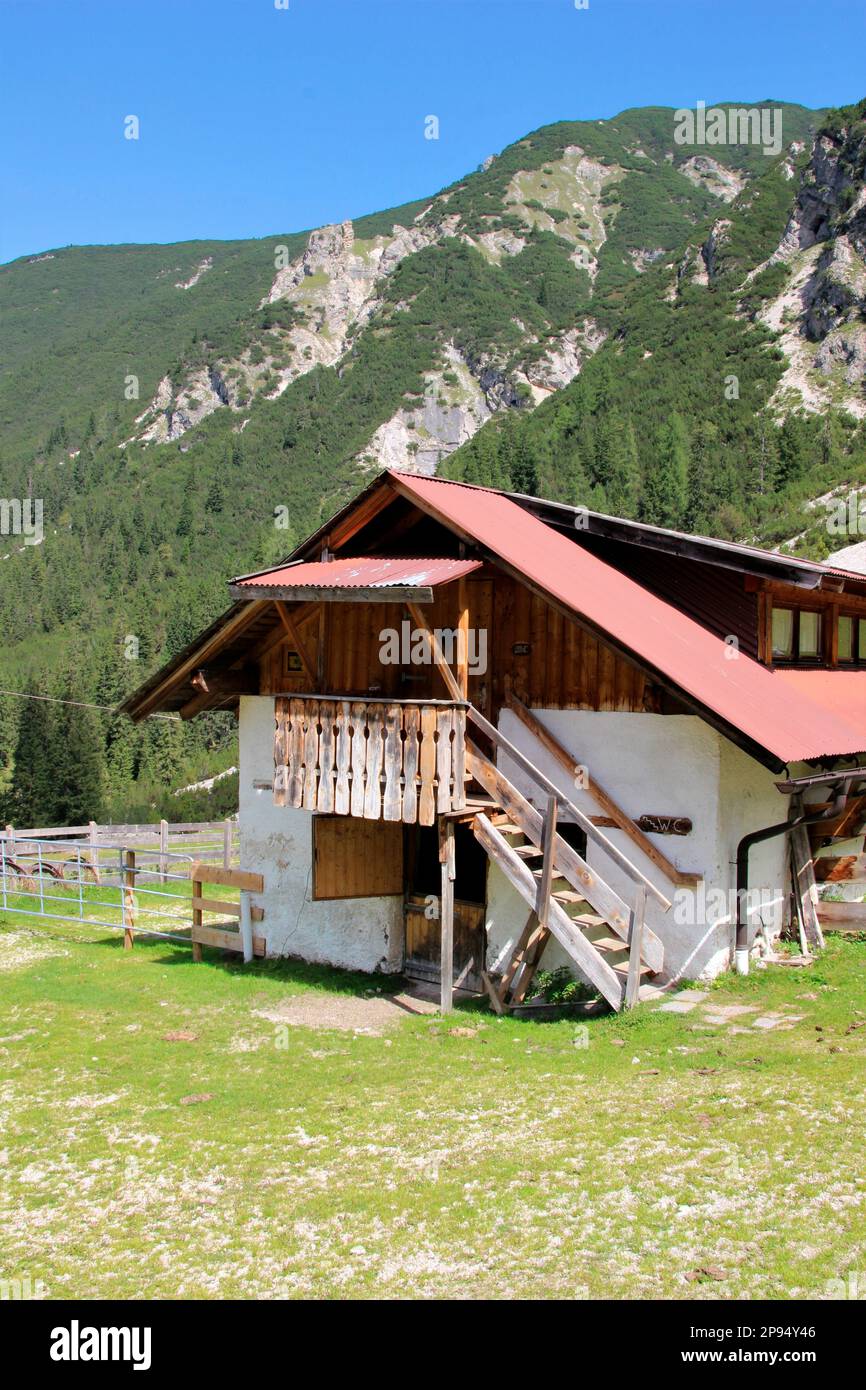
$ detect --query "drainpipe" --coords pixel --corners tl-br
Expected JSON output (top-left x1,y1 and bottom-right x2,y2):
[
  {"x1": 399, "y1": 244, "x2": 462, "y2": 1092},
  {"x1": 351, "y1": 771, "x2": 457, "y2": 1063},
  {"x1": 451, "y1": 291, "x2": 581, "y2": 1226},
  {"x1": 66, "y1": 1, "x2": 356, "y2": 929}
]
[{"x1": 734, "y1": 804, "x2": 840, "y2": 975}]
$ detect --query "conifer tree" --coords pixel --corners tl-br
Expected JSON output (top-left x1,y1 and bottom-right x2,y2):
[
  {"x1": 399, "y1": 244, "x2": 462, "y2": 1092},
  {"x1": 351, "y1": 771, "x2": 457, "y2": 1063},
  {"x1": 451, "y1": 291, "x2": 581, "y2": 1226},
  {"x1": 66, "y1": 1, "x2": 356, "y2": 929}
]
[{"x1": 641, "y1": 414, "x2": 690, "y2": 528}]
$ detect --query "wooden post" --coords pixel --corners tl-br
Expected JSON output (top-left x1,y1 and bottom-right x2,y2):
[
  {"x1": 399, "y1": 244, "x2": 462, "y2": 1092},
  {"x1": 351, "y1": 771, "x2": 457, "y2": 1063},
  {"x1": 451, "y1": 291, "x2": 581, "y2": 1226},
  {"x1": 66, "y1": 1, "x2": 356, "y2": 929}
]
[
  {"x1": 223, "y1": 818, "x2": 233, "y2": 868},
  {"x1": 535, "y1": 794, "x2": 558, "y2": 926},
  {"x1": 159, "y1": 818, "x2": 168, "y2": 882},
  {"x1": 88, "y1": 821, "x2": 101, "y2": 885},
  {"x1": 122, "y1": 849, "x2": 136, "y2": 950},
  {"x1": 457, "y1": 576, "x2": 469, "y2": 700},
  {"x1": 440, "y1": 820, "x2": 455, "y2": 1014},
  {"x1": 625, "y1": 884, "x2": 647, "y2": 1008},
  {"x1": 192, "y1": 867, "x2": 203, "y2": 962},
  {"x1": 5, "y1": 824, "x2": 13, "y2": 861}
]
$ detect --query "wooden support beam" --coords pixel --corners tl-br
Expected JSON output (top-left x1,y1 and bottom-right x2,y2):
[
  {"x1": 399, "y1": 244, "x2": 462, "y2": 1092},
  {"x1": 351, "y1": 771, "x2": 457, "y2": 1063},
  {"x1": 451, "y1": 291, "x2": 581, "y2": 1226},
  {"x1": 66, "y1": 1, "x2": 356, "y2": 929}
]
[
  {"x1": 625, "y1": 885, "x2": 647, "y2": 1009},
  {"x1": 440, "y1": 819, "x2": 456, "y2": 1014},
  {"x1": 536, "y1": 794, "x2": 558, "y2": 927},
  {"x1": 406, "y1": 602, "x2": 465, "y2": 704},
  {"x1": 274, "y1": 602, "x2": 318, "y2": 686}
]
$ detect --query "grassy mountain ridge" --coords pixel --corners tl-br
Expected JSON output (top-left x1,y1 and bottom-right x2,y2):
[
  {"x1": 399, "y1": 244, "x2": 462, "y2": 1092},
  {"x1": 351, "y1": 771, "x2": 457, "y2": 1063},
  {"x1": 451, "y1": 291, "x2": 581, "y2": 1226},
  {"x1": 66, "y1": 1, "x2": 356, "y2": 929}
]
[{"x1": 1, "y1": 99, "x2": 864, "y2": 821}]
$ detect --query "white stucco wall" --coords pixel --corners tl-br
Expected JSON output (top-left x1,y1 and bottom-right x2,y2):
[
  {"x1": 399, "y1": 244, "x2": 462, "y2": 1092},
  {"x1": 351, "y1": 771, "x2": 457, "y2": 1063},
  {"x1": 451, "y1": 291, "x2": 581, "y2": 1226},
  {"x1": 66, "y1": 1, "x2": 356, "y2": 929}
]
[
  {"x1": 238, "y1": 696, "x2": 403, "y2": 973},
  {"x1": 486, "y1": 709, "x2": 791, "y2": 984}
]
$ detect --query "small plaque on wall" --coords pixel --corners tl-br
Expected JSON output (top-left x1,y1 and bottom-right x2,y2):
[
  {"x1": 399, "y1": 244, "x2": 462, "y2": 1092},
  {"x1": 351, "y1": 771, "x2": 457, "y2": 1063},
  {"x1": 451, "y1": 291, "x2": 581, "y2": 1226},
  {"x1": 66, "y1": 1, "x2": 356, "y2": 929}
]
[
  {"x1": 285, "y1": 651, "x2": 303, "y2": 673},
  {"x1": 636, "y1": 814, "x2": 692, "y2": 836},
  {"x1": 512, "y1": 642, "x2": 531, "y2": 656}
]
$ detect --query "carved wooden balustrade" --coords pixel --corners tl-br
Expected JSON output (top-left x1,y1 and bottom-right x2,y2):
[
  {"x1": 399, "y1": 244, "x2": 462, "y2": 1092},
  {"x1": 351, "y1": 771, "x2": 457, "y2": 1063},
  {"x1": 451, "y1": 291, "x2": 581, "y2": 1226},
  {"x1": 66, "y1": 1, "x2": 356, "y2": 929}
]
[{"x1": 273, "y1": 696, "x2": 467, "y2": 826}]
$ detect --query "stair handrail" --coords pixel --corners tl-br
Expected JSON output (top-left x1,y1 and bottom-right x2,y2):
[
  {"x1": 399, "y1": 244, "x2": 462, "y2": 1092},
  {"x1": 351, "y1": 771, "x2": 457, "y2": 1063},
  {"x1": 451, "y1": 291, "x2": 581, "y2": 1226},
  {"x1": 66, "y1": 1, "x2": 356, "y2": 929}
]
[{"x1": 467, "y1": 704, "x2": 671, "y2": 910}]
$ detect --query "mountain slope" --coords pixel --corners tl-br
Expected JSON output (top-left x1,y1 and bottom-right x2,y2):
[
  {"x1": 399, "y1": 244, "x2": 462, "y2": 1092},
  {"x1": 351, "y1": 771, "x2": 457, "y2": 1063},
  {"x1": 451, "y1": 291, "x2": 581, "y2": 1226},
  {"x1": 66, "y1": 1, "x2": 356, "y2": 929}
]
[{"x1": 1, "y1": 99, "x2": 864, "y2": 820}]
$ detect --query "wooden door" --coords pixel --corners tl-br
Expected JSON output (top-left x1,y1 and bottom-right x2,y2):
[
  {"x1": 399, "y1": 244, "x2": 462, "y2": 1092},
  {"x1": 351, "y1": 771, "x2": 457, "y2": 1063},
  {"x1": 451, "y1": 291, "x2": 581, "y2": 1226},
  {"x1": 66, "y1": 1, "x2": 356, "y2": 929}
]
[{"x1": 404, "y1": 896, "x2": 486, "y2": 992}]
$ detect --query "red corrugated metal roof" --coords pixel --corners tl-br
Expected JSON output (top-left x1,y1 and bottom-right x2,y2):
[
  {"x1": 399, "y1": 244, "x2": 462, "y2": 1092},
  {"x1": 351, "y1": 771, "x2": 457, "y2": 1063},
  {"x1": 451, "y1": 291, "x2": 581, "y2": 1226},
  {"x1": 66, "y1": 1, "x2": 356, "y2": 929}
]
[
  {"x1": 233, "y1": 555, "x2": 481, "y2": 590},
  {"x1": 389, "y1": 472, "x2": 866, "y2": 764}
]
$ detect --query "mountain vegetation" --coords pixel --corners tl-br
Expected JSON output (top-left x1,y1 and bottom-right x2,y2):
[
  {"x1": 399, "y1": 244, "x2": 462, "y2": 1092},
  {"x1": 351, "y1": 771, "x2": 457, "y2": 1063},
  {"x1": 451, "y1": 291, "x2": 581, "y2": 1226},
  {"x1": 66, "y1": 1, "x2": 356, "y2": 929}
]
[{"x1": 1, "y1": 99, "x2": 864, "y2": 822}]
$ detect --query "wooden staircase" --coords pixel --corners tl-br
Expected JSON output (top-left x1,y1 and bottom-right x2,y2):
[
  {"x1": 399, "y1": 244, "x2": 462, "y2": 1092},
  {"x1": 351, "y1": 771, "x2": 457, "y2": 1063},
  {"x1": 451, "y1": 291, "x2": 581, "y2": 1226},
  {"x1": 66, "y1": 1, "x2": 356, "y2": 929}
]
[{"x1": 464, "y1": 707, "x2": 670, "y2": 1013}]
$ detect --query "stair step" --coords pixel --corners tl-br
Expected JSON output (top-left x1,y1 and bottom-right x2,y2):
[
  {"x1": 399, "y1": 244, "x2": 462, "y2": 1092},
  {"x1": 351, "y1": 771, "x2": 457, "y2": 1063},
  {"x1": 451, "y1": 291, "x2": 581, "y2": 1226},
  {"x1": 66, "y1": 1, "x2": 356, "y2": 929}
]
[
  {"x1": 491, "y1": 820, "x2": 524, "y2": 835},
  {"x1": 591, "y1": 935, "x2": 629, "y2": 954},
  {"x1": 552, "y1": 889, "x2": 591, "y2": 906},
  {"x1": 514, "y1": 845, "x2": 543, "y2": 859},
  {"x1": 569, "y1": 914, "x2": 608, "y2": 931},
  {"x1": 612, "y1": 961, "x2": 654, "y2": 979}
]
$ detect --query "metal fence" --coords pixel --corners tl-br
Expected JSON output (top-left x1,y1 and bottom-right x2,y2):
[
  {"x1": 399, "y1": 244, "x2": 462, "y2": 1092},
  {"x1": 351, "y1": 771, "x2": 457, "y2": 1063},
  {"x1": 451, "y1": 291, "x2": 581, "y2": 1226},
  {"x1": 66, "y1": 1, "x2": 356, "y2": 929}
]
[{"x1": 0, "y1": 834, "x2": 197, "y2": 945}]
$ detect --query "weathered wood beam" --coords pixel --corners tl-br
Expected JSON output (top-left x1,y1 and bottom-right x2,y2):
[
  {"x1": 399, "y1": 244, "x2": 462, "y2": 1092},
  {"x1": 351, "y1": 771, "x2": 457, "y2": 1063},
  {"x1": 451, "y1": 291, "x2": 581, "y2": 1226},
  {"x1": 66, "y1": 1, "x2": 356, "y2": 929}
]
[
  {"x1": 274, "y1": 602, "x2": 317, "y2": 686},
  {"x1": 405, "y1": 601, "x2": 464, "y2": 704}
]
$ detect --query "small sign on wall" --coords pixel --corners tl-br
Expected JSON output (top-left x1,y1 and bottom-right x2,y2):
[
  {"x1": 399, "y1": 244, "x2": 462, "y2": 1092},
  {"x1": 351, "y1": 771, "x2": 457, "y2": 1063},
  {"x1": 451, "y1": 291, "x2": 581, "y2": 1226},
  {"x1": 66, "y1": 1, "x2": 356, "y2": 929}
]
[{"x1": 636, "y1": 814, "x2": 692, "y2": 836}]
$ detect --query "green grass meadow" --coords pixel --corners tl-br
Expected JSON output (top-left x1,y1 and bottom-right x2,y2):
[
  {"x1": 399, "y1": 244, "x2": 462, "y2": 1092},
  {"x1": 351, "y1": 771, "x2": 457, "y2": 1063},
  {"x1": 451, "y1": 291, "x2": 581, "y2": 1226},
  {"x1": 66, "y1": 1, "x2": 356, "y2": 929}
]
[{"x1": 1, "y1": 904, "x2": 865, "y2": 1300}]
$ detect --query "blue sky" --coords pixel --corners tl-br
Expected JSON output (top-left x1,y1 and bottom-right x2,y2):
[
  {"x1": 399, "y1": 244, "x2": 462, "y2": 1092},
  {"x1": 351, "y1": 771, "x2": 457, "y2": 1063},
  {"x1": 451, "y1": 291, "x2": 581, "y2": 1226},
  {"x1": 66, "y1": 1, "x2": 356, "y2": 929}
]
[{"x1": 1, "y1": 0, "x2": 864, "y2": 264}]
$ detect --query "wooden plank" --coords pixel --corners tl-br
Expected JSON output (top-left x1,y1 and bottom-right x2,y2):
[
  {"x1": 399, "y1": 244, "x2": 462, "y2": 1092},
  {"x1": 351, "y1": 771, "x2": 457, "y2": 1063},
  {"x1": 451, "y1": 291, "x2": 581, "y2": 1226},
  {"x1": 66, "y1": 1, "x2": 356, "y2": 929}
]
[
  {"x1": 191, "y1": 873, "x2": 203, "y2": 963},
  {"x1": 350, "y1": 701, "x2": 368, "y2": 817},
  {"x1": 509, "y1": 921, "x2": 550, "y2": 1004},
  {"x1": 816, "y1": 900, "x2": 866, "y2": 926},
  {"x1": 189, "y1": 896, "x2": 242, "y2": 916},
  {"x1": 467, "y1": 741, "x2": 664, "y2": 972},
  {"x1": 452, "y1": 708, "x2": 466, "y2": 810},
  {"x1": 317, "y1": 701, "x2": 336, "y2": 815},
  {"x1": 190, "y1": 862, "x2": 263, "y2": 892},
  {"x1": 625, "y1": 884, "x2": 647, "y2": 1008},
  {"x1": 440, "y1": 820, "x2": 455, "y2": 1014},
  {"x1": 364, "y1": 703, "x2": 384, "y2": 819},
  {"x1": 473, "y1": 813, "x2": 625, "y2": 1011},
  {"x1": 382, "y1": 704, "x2": 403, "y2": 821},
  {"x1": 457, "y1": 576, "x2": 469, "y2": 699},
  {"x1": 334, "y1": 702, "x2": 351, "y2": 814},
  {"x1": 287, "y1": 698, "x2": 305, "y2": 807},
  {"x1": 402, "y1": 705, "x2": 419, "y2": 824},
  {"x1": 436, "y1": 707, "x2": 454, "y2": 813},
  {"x1": 505, "y1": 693, "x2": 699, "y2": 888},
  {"x1": 302, "y1": 699, "x2": 320, "y2": 811},
  {"x1": 418, "y1": 706, "x2": 437, "y2": 826},
  {"x1": 815, "y1": 854, "x2": 866, "y2": 883},
  {"x1": 191, "y1": 923, "x2": 266, "y2": 956},
  {"x1": 536, "y1": 795, "x2": 558, "y2": 927},
  {"x1": 789, "y1": 797, "x2": 823, "y2": 950}
]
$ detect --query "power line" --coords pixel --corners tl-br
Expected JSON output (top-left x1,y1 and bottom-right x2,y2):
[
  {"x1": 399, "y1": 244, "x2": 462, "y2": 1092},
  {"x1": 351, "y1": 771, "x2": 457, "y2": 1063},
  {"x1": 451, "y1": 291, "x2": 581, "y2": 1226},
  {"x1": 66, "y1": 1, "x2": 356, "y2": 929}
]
[{"x1": 0, "y1": 688, "x2": 179, "y2": 720}]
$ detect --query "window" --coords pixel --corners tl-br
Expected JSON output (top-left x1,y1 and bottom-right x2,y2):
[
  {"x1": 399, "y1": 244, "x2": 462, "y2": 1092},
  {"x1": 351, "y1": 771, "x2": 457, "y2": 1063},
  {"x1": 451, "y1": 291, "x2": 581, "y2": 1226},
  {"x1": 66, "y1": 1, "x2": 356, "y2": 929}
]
[
  {"x1": 838, "y1": 614, "x2": 866, "y2": 664},
  {"x1": 772, "y1": 608, "x2": 794, "y2": 660},
  {"x1": 772, "y1": 607, "x2": 822, "y2": 663}
]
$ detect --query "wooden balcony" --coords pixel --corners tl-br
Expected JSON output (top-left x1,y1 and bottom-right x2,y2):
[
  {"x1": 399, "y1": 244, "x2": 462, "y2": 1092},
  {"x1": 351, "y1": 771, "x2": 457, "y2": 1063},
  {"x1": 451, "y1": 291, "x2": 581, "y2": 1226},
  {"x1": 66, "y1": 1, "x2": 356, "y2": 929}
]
[{"x1": 273, "y1": 696, "x2": 467, "y2": 826}]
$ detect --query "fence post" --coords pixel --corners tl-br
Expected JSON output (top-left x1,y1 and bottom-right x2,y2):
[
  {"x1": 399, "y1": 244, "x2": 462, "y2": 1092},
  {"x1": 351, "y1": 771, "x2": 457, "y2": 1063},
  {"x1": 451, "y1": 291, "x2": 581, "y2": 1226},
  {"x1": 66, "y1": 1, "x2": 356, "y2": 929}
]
[
  {"x1": 159, "y1": 819, "x2": 169, "y2": 882},
  {"x1": 88, "y1": 820, "x2": 101, "y2": 885},
  {"x1": 123, "y1": 849, "x2": 136, "y2": 950},
  {"x1": 223, "y1": 818, "x2": 232, "y2": 868},
  {"x1": 191, "y1": 865, "x2": 203, "y2": 962},
  {"x1": 5, "y1": 824, "x2": 13, "y2": 861}
]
